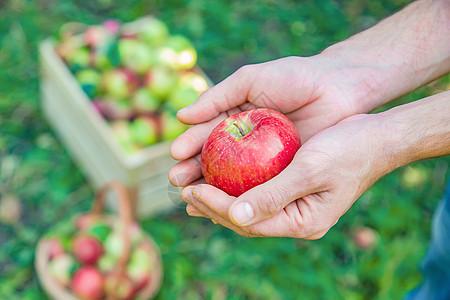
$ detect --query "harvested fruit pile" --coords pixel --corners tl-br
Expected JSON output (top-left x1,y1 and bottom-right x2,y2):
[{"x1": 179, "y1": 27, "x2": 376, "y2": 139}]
[
  {"x1": 55, "y1": 17, "x2": 209, "y2": 154},
  {"x1": 41, "y1": 213, "x2": 161, "y2": 300}
]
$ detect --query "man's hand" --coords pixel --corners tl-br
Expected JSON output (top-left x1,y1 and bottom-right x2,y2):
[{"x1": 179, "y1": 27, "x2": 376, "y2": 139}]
[
  {"x1": 180, "y1": 113, "x2": 386, "y2": 238},
  {"x1": 169, "y1": 56, "x2": 364, "y2": 187},
  {"x1": 181, "y1": 91, "x2": 450, "y2": 238}
]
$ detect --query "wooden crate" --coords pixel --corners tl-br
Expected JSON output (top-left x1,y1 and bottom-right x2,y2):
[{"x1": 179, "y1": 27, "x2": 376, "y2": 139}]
[{"x1": 39, "y1": 39, "x2": 207, "y2": 217}]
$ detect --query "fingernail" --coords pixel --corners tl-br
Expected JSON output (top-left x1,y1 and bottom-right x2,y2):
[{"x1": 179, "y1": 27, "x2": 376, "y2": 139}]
[
  {"x1": 231, "y1": 202, "x2": 254, "y2": 225},
  {"x1": 181, "y1": 188, "x2": 194, "y2": 204},
  {"x1": 186, "y1": 206, "x2": 202, "y2": 217}
]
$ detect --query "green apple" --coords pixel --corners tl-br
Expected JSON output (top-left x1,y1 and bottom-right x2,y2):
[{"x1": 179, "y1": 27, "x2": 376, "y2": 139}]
[
  {"x1": 164, "y1": 35, "x2": 197, "y2": 70},
  {"x1": 160, "y1": 111, "x2": 190, "y2": 141},
  {"x1": 178, "y1": 72, "x2": 209, "y2": 93},
  {"x1": 132, "y1": 88, "x2": 160, "y2": 114},
  {"x1": 144, "y1": 67, "x2": 177, "y2": 100},
  {"x1": 104, "y1": 231, "x2": 125, "y2": 258},
  {"x1": 98, "y1": 253, "x2": 117, "y2": 274},
  {"x1": 127, "y1": 246, "x2": 153, "y2": 291},
  {"x1": 130, "y1": 116, "x2": 159, "y2": 147},
  {"x1": 168, "y1": 86, "x2": 200, "y2": 111},
  {"x1": 75, "y1": 69, "x2": 101, "y2": 99},
  {"x1": 119, "y1": 39, "x2": 156, "y2": 75},
  {"x1": 110, "y1": 121, "x2": 140, "y2": 154},
  {"x1": 101, "y1": 69, "x2": 139, "y2": 99},
  {"x1": 48, "y1": 253, "x2": 78, "y2": 286},
  {"x1": 138, "y1": 17, "x2": 169, "y2": 47},
  {"x1": 66, "y1": 46, "x2": 90, "y2": 72}
]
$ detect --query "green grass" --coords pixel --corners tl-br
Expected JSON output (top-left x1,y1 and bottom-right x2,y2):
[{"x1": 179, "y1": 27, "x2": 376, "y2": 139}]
[{"x1": 0, "y1": 0, "x2": 449, "y2": 299}]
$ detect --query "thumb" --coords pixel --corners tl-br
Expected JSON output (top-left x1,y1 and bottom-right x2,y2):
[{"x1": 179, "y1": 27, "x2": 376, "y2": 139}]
[
  {"x1": 228, "y1": 160, "x2": 319, "y2": 226},
  {"x1": 177, "y1": 65, "x2": 257, "y2": 125}
]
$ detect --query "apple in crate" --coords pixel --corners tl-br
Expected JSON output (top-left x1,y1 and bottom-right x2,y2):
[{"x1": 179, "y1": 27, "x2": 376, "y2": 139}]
[
  {"x1": 94, "y1": 99, "x2": 133, "y2": 120},
  {"x1": 118, "y1": 39, "x2": 156, "y2": 75},
  {"x1": 144, "y1": 66, "x2": 177, "y2": 99},
  {"x1": 48, "y1": 253, "x2": 77, "y2": 286},
  {"x1": 160, "y1": 111, "x2": 190, "y2": 141},
  {"x1": 201, "y1": 109, "x2": 301, "y2": 197},
  {"x1": 71, "y1": 266, "x2": 104, "y2": 300},
  {"x1": 137, "y1": 17, "x2": 169, "y2": 47},
  {"x1": 103, "y1": 19, "x2": 120, "y2": 35},
  {"x1": 132, "y1": 88, "x2": 160, "y2": 114},
  {"x1": 72, "y1": 234, "x2": 104, "y2": 265},
  {"x1": 65, "y1": 46, "x2": 91, "y2": 72},
  {"x1": 75, "y1": 69, "x2": 101, "y2": 99},
  {"x1": 101, "y1": 68, "x2": 139, "y2": 99},
  {"x1": 159, "y1": 35, "x2": 197, "y2": 70},
  {"x1": 178, "y1": 71, "x2": 209, "y2": 93},
  {"x1": 83, "y1": 25, "x2": 108, "y2": 48},
  {"x1": 110, "y1": 121, "x2": 140, "y2": 155},
  {"x1": 130, "y1": 116, "x2": 159, "y2": 147},
  {"x1": 168, "y1": 86, "x2": 200, "y2": 111}
]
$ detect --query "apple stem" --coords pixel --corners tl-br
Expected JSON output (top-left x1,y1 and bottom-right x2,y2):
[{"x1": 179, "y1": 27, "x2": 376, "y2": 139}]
[{"x1": 233, "y1": 121, "x2": 245, "y2": 137}]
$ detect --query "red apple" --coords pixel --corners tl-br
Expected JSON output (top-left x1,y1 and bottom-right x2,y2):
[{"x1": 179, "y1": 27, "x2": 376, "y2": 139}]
[
  {"x1": 47, "y1": 238, "x2": 65, "y2": 260},
  {"x1": 72, "y1": 234, "x2": 104, "y2": 265},
  {"x1": 201, "y1": 109, "x2": 301, "y2": 197},
  {"x1": 83, "y1": 26, "x2": 108, "y2": 48},
  {"x1": 95, "y1": 99, "x2": 134, "y2": 120},
  {"x1": 71, "y1": 266, "x2": 104, "y2": 300},
  {"x1": 103, "y1": 20, "x2": 120, "y2": 35}
]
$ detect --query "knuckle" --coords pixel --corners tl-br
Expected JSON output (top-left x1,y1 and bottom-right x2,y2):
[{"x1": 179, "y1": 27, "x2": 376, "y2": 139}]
[{"x1": 258, "y1": 190, "x2": 283, "y2": 216}]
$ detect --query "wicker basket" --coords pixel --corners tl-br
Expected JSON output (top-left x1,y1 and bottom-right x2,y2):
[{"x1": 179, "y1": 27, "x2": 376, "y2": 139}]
[{"x1": 35, "y1": 181, "x2": 163, "y2": 300}]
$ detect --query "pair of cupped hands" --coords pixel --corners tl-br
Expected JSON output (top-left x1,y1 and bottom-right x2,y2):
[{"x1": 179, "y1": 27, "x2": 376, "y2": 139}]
[{"x1": 169, "y1": 56, "x2": 390, "y2": 239}]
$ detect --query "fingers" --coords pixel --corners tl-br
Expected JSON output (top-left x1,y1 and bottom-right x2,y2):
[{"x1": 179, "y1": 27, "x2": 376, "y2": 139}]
[
  {"x1": 177, "y1": 65, "x2": 257, "y2": 125},
  {"x1": 228, "y1": 154, "x2": 324, "y2": 227},
  {"x1": 170, "y1": 113, "x2": 228, "y2": 160},
  {"x1": 168, "y1": 154, "x2": 202, "y2": 187}
]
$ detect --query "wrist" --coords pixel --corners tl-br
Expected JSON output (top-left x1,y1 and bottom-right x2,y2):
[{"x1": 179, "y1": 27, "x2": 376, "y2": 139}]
[
  {"x1": 375, "y1": 91, "x2": 450, "y2": 172},
  {"x1": 317, "y1": 0, "x2": 450, "y2": 113}
]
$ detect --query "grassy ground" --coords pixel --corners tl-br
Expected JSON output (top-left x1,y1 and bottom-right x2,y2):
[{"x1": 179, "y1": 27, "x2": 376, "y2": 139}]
[{"x1": 0, "y1": 0, "x2": 449, "y2": 299}]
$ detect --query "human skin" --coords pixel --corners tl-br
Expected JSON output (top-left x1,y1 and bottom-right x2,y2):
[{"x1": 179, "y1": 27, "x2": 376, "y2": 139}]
[{"x1": 169, "y1": 0, "x2": 450, "y2": 238}]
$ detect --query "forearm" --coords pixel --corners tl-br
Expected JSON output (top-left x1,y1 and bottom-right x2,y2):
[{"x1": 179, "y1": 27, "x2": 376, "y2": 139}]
[
  {"x1": 319, "y1": 0, "x2": 450, "y2": 113},
  {"x1": 376, "y1": 90, "x2": 450, "y2": 173}
]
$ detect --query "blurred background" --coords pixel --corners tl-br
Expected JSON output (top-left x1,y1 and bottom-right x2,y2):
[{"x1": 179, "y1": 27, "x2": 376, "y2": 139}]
[{"x1": 1, "y1": 0, "x2": 449, "y2": 299}]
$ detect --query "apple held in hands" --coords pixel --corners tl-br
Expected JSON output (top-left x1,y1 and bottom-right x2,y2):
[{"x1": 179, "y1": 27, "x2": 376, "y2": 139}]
[{"x1": 201, "y1": 109, "x2": 301, "y2": 197}]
